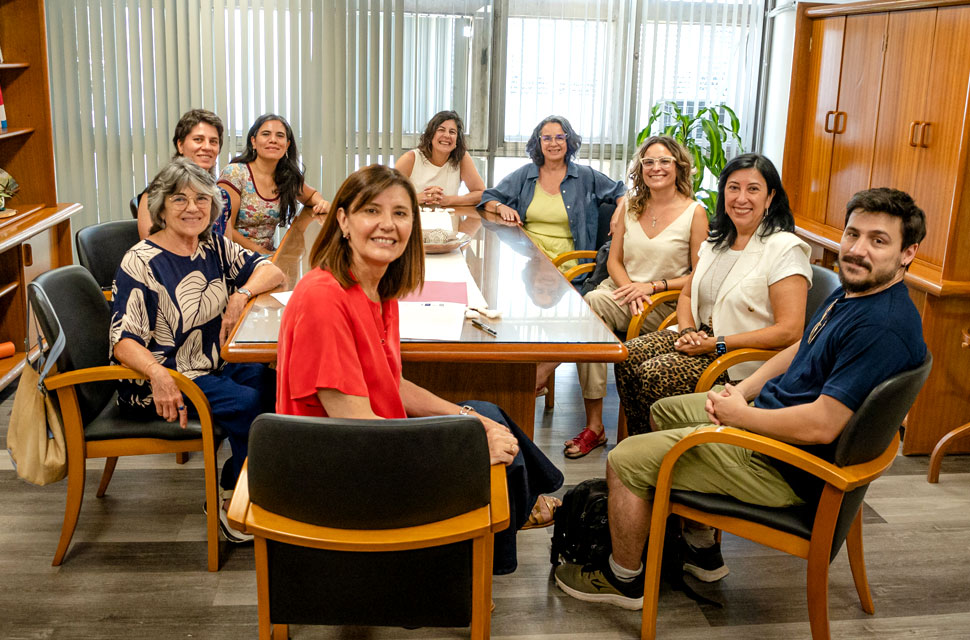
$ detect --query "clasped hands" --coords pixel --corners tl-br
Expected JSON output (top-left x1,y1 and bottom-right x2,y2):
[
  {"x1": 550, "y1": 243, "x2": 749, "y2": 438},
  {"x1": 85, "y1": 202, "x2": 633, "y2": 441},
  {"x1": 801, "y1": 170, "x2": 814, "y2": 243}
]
[
  {"x1": 464, "y1": 407, "x2": 519, "y2": 466},
  {"x1": 705, "y1": 383, "x2": 749, "y2": 427},
  {"x1": 420, "y1": 185, "x2": 446, "y2": 207},
  {"x1": 674, "y1": 329, "x2": 715, "y2": 355},
  {"x1": 611, "y1": 282, "x2": 656, "y2": 316}
]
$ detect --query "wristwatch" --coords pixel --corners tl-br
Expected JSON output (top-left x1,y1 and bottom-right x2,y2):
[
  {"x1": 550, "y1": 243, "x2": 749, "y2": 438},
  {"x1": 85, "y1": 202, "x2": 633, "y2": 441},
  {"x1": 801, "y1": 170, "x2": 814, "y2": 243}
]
[
  {"x1": 716, "y1": 336, "x2": 727, "y2": 356},
  {"x1": 237, "y1": 287, "x2": 254, "y2": 301}
]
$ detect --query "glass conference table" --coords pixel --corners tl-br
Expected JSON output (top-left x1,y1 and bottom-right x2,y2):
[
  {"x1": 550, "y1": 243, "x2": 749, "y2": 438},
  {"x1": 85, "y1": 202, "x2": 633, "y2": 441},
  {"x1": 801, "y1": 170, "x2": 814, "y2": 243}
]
[{"x1": 222, "y1": 206, "x2": 626, "y2": 438}]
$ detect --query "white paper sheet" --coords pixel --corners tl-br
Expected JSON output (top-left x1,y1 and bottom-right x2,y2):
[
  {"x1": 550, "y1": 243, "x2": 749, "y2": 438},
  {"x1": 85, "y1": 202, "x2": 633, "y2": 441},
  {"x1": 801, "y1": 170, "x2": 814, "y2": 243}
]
[
  {"x1": 270, "y1": 291, "x2": 292, "y2": 305},
  {"x1": 398, "y1": 301, "x2": 467, "y2": 341}
]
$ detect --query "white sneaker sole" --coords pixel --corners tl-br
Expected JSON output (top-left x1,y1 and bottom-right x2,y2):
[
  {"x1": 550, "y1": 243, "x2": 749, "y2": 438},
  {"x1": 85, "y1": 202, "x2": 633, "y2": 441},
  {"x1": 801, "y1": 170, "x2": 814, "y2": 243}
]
[
  {"x1": 684, "y1": 563, "x2": 729, "y2": 582},
  {"x1": 554, "y1": 575, "x2": 643, "y2": 610}
]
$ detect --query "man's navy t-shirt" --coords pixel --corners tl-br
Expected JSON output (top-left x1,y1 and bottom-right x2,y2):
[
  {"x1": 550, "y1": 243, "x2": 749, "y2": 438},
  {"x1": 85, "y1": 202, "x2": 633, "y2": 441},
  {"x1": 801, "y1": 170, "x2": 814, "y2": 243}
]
[{"x1": 755, "y1": 280, "x2": 926, "y2": 501}]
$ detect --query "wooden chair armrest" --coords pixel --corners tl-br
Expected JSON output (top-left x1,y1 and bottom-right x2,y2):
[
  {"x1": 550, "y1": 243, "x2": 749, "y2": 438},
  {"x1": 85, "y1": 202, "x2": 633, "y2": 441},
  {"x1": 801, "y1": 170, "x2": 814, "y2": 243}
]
[
  {"x1": 489, "y1": 463, "x2": 511, "y2": 533},
  {"x1": 694, "y1": 348, "x2": 781, "y2": 392},
  {"x1": 656, "y1": 426, "x2": 899, "y2": 493},
  {"x1": 625, "y1": 289, "x2": 681, "y2": 340},
  {"x1": 44, "y1": 364, "x2": 214, "y2": 426},
  {"x1": 561, "y1": 262, "x2": 595, "y2": 282},
  {"x1": 227, "y1": 460, "x2": 252, "y2": 531},
  {"x1": 552, "y1": 249, "x2": 597, "y2": 267},
  {"x1": 657, "y1": 312, "x2": 677, "y2": 331}
]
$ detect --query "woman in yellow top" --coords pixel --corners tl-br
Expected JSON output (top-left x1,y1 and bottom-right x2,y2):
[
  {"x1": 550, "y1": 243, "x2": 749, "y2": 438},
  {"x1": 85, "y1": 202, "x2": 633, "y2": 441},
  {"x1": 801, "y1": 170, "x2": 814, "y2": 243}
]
[{"x1": 479, "y1": 115, "x2": 625, "y2": 272}]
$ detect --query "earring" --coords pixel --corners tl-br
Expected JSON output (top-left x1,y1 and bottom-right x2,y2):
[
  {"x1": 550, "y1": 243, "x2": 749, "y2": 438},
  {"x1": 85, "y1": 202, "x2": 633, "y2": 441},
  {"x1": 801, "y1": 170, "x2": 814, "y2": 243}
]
[{"x1": 343, "y1": 233, "x2": 350, "y2": 240}]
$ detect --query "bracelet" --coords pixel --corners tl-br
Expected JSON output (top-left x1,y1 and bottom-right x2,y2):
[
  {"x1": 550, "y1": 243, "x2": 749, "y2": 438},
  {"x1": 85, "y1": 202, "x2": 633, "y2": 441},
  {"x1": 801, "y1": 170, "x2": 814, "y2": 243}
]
[
  {"x1": 661, "y1": 279, "x2": 668, "y2": 291},
  {"x1": 679, "y1": 326, "x2": 697, "y2": 337}
]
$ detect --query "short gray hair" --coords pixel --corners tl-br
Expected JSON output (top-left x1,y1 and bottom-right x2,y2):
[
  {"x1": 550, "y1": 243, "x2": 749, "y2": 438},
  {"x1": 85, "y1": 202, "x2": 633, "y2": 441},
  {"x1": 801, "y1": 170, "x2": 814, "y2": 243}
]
[{"x1": 146, "y1": 157, "x2": 222, "y2": 240}]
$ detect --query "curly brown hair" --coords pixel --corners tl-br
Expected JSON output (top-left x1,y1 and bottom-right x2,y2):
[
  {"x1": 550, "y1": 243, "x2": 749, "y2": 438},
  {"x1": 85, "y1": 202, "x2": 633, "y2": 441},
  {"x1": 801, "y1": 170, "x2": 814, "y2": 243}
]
[
  {"x1": 626, "y1": 135, "x2": 694, "y2": 221},
  {"x1": 417, "y1": 110, "x2": 466, "y2": 168}
]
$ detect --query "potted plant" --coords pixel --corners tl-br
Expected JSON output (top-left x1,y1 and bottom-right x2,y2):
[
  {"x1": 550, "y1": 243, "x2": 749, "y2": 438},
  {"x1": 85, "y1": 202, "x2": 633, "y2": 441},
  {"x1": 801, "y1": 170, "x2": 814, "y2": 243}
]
[{"x1": 636, "y1": 100, "x2": 743, "y2": 215}]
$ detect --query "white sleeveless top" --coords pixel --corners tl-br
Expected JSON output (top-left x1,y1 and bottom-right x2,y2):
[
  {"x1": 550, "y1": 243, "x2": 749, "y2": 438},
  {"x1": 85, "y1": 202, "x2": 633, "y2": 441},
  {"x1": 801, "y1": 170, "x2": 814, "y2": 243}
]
[
  {"x1": 408, "y1": 150, "x2": 462, "y2": 195},
  {"x1": 622, "y1": 201, "x2": 696, "y2": 281}
]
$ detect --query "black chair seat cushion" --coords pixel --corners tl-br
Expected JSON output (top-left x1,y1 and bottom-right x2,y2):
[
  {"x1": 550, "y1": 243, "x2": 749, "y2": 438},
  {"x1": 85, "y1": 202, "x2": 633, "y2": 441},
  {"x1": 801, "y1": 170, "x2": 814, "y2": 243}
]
[
  {"x1": 83, "y1": 395, "x2": 226, "y2": 442},
  {"x1": 670, "y1": 489, "x2": 816, "y2": 540}
]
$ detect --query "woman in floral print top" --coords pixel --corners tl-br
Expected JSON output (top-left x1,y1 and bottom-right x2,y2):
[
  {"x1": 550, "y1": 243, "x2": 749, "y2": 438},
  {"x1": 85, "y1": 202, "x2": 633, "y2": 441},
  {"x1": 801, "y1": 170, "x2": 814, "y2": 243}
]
[{"x1": 219, "y1": 113, "x2": 330, "y2": 253}]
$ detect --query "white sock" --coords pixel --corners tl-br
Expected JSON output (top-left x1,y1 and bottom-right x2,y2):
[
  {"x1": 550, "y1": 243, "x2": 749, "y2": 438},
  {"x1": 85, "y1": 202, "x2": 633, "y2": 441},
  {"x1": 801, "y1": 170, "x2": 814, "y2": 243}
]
[
  {"x1": 683, "y1": 523, "x2": 716, "y2": 549},
  {"x1": 608, "y1": 554, "x2": 643, "y2": 582}
]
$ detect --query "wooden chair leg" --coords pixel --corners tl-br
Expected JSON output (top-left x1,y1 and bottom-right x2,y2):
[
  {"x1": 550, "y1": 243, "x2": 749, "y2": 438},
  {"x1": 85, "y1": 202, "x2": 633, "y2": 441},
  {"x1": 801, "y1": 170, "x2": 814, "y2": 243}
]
[
  {"x1": 617, "y1": 404, "x2": 628, "y2": 443},
  {"x1": 53, "y1": 454, "x2": 87, "y2": 566},
  {"x1": 205, "y1": 451, "x2": 221, "y2": 572},
  {"x1": 96, "y1": 457, "x2": 118, "y2": 498},
  {"x1": 544, "y1": 370, "x2": 555, "y2": 410},
  {"x1": 175, "y1": 452, "x2": 189, "y2": 464},
  {"x1": 255, "y1": 537, "x2": 273, "y2": 639},
  {"x1": 271, "y1": 624, "x2": 288, "y2": 640},
  {"x1": 846, "y1": 513, "x2": 874, "y2": 614},
  {"x1": 470, "y1": 535, "x2": 492, "y2": 640},
  {"x1": 805, "y1": 545, "x2": 833, "y2": 640},
  {"x1": 927, "y1": 421, "x2": 970, "y2": 483},
  {"x1": 640, "y1": 509, "x2": 670, "y2": 640}
]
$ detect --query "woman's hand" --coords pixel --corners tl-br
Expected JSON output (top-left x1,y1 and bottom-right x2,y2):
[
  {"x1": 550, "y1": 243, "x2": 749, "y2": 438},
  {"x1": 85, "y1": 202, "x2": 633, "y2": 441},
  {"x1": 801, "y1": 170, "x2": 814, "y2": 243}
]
[
  {"x1": 468, "y1": 409, "x2": 518, "y2": 466},
  {"x1": 147, "y1": 363, "x2": 187, "y2": 428},
  {"x1": 311, "y1": 198, "x2": 331, "y2": 215},
  {"x1": 674, "y1": 330, "x2": 714, "y2": 355},
  {"x1": 419, "y1": 186, "x2": 445, "y2": 206},
  {"x1": 612, "y1": 282, "x2": 654, "y2": 317},
  {"x1": 493, "y1": 203, "x2": 522, "y2": 226},
  {"x1": 220, "y1": 291, "x2": 249, "y2": 345}
]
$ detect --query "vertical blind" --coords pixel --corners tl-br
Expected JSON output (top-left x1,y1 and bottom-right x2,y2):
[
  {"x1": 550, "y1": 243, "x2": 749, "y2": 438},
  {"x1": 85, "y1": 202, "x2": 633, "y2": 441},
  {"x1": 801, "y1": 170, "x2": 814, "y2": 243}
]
[{"x1": 46, "y1": 0, "x2": 764, "y2": 229}]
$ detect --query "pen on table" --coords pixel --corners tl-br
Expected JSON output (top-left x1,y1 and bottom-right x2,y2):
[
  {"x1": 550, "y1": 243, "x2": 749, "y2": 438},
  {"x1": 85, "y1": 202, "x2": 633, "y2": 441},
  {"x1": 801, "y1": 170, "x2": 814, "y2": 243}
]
[{"x1": 471, "y1": 318, "x2": 497, "y2": 337}]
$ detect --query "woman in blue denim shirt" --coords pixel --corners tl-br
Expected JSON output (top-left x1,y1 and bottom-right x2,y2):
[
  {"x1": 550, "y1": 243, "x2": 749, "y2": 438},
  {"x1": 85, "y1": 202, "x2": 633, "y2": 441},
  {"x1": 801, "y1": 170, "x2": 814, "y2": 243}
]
[{"x1": 479, "y1": 115, "x2": 626, "y2": 273}]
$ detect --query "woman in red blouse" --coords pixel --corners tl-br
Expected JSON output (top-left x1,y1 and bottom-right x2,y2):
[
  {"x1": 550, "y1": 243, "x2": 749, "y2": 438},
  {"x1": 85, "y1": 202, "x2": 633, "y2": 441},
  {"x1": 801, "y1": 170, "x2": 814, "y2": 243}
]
[{"x1": 275, "y1": 164, "x2": 563, "y2": 574}]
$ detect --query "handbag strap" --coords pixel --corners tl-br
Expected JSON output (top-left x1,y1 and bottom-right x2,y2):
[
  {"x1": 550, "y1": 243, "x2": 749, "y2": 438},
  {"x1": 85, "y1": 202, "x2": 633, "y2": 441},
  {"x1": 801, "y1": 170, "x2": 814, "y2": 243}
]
[{"x1": 25, "y1": 288, "x2": 67, "y2": 394}]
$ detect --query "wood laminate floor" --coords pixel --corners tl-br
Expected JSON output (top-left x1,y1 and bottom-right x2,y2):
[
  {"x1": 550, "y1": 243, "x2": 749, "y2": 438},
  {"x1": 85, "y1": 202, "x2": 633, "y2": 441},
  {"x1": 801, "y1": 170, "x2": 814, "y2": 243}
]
[{"x1": 1, "y1": 364, "x2": 968, "y2": 639}]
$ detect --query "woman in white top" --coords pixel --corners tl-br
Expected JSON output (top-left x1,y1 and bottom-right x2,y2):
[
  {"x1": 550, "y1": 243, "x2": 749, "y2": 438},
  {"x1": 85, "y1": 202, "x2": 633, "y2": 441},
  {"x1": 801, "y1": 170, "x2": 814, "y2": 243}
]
[
  {"x1": 558, "y1": 136, "x2": 708, "y2": 458},
  {"x1": 614, "y1": 153, "x2": 813, "y2": 437},
  {"x1": 395, "y1": 110, "x2": 485, "y2": 207}
]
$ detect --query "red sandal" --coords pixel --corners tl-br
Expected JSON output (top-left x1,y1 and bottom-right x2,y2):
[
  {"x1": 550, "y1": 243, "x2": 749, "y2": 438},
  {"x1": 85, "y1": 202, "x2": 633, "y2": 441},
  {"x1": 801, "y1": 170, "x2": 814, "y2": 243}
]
[{"x1": 564, "y1": 427, "x2": 607, "y2": 459}]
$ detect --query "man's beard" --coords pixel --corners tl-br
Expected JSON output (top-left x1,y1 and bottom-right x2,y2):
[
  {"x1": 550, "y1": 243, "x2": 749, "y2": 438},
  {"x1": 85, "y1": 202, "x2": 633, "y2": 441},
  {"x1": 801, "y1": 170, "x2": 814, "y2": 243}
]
[{"x1": 837, "y1": 255, "x2": 901, "y2": 293}]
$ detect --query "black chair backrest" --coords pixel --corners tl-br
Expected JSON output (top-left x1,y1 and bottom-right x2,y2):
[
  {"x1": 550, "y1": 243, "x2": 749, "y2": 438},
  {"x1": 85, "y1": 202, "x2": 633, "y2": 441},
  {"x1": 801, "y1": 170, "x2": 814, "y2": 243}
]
[
  {"x1": 247, "y1": 413, "x2": 492, "y2": 529},
  {"x1": 129, "y1": 194, "x2": 140, "y2": 219},
  {"x1": 28, "y1": 265, "x2": 115, "y2": 424},
  {"x1": 806, "y1": 264, "x2": 841, "y2": 325},
  {"x1": 75, "y1": 219, "x2": 140, "y2": 292},
  {"x1": 827, "y1": 353, "x2": 931, "y2": 560},
  {"x1": 834, "y1": 353, "x2": 932, "y2": 467},
  {"x1": 596, "y1": 201, "x2": 616, "y2": 250}
]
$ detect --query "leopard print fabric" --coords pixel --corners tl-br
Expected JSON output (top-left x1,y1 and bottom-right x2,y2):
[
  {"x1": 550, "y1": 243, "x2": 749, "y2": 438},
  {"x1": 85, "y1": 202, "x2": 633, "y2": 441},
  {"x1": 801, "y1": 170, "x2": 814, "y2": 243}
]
[{"x1": 614, "y1": 326, "x2": 728, "y2": 436}]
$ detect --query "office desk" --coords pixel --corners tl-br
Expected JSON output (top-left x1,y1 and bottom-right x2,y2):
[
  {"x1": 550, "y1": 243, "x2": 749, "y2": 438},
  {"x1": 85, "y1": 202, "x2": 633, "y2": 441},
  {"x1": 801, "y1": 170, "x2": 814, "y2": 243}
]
[{"x1": 222, "y1": 206, "x2": 626, "y2": 438}]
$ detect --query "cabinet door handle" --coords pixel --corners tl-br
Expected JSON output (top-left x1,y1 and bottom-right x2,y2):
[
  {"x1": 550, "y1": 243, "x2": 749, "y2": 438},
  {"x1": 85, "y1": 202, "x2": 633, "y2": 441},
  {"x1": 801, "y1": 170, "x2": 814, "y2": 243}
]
[
  {"x1": 22, "y1": 243, "x2": 33, "y2": 267},
  {"x1": 909, "y1": 121, "x2": 920, "y2": 147},
  {"x1": 918, "y1": 122, "x2": 931, "y2": 148},
  {"x1": 835, "y1": 111, "x2": 847, "y2": 134},
  {"x1": 824, "y1": 110, "x2": 836, "y2": 133}
]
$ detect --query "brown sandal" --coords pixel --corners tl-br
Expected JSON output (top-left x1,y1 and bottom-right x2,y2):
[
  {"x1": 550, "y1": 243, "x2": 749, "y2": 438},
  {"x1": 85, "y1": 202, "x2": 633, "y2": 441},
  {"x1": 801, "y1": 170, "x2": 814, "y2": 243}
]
[{"x1": 521, "y1": 495, "x2": 561, "y2": 530}]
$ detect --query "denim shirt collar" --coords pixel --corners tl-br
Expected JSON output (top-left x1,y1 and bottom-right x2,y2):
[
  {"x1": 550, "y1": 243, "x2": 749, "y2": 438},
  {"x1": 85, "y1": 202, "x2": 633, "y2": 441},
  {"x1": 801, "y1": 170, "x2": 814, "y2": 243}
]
[{"x1": 523, "y1": 160, "x2": 580, "y2": 181}]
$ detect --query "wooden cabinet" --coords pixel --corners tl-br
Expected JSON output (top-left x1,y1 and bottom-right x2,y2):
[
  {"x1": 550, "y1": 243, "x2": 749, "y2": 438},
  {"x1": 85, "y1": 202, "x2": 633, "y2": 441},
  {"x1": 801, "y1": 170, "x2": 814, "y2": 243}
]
[
  {"x1": 0, "y1": 0, "x2": 82, "y2": 391},
  {"x1": 784, "y1": 0, "x2": 970, "y2": 454}
]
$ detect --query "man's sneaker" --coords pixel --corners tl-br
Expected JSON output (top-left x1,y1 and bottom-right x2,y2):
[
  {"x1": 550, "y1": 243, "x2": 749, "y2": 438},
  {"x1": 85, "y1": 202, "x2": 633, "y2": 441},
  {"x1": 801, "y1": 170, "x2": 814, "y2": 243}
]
[
  {"x1": 682, "y1": 539, "x2": 729, "y2": 582},
  {"x1": 554, "y1": 561, "x2": 644, "y2": 610},
  {"x1": 202, "y1": 499, "x2": 253, "y2": 544}
]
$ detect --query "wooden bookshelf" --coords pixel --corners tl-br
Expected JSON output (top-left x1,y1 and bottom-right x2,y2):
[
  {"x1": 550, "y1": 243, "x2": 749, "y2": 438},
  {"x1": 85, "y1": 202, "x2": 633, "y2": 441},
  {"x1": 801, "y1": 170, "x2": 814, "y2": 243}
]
[{"x1": 0, "y1": 1, "x2": 82, "y2": 391}]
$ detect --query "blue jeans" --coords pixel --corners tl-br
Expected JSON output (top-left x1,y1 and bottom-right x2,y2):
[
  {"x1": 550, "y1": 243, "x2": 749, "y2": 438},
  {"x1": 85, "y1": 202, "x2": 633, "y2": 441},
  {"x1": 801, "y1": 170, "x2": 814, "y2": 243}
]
[
  {"x1": 462, "y1": 400, "x2": 564, "y2": 575},
  {"x1": 191, "y1": 362, "x2": 276, "y2": 490}
]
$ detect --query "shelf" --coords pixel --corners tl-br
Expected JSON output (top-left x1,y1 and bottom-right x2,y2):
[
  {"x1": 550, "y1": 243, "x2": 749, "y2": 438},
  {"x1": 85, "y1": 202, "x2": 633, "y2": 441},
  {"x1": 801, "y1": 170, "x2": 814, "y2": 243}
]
[
  {"x1": 0, "y1": 127, "x2": 34, "y2": 141},
  {"x1": 0, "y1": 280, "x2": 19, "y2": 299},
  {"x1": 0, "y1": 62, "x2": 30, "y2": 70}
]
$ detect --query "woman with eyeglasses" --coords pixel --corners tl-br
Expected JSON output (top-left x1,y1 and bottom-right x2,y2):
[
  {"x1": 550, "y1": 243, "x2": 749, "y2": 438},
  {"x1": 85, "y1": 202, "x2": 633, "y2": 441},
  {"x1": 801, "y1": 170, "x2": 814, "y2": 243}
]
[
  {"x1": 479, "y1": 115, "x2": 625, "y2": 273},
  {"x1": 614, "y1": 153, "x2": 813, "y2": 436},
  {"x1": 394, "y1": 110, "x2": 485, "y2": 207},
  {"x1": 219, "y1": 113, "x2": 330, "y2": 254},
  {"x1": 555, "y1": 136, "x2": 709, "y2": 458},
  {"x1": 112, "y1": 158, "x2": 285, "y2": 543}
]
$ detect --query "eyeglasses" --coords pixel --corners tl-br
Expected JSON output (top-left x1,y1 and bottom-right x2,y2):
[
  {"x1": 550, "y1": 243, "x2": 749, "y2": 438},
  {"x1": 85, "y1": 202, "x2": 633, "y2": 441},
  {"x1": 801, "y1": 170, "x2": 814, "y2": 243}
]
[
  {"x1": 807, "y1": 299, "x2": 838, "y2": 344},
  {"x1": 168, "y1": 194, "x2": 213, "y2": 210},
  {"x1": 540, "y1": 134, "x2": 567, "y2": 143},
  {"x1": 640, "y1": 156, "x2": 675, "y2": 168}
]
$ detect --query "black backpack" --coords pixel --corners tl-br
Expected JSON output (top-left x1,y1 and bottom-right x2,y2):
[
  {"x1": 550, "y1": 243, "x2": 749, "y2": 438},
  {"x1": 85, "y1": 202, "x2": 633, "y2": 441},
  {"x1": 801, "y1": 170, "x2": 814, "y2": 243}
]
[{"x1": 550, "y1": 478, "x2": 611, "y2": 567}]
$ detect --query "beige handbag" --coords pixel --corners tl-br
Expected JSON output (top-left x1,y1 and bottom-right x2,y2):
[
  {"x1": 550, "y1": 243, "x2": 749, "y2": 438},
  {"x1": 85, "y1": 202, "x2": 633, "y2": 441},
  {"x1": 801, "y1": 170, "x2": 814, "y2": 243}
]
[{"x1": 6, "y1": 297, "x2": 67, "y2": 486}]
